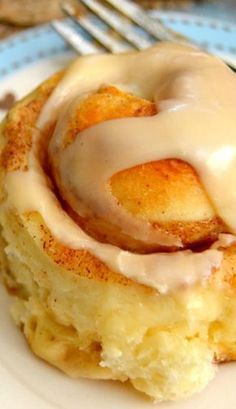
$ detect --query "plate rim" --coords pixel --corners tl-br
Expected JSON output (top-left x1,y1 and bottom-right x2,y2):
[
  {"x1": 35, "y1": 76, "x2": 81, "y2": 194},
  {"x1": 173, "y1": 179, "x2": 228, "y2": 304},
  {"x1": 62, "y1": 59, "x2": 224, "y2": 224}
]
[
  {"x1": 151, "y1": 9, "x2": 236, "y2": 31},
  {"x1": 0, "y1": 10, "x2": 236, "y2": 81}
]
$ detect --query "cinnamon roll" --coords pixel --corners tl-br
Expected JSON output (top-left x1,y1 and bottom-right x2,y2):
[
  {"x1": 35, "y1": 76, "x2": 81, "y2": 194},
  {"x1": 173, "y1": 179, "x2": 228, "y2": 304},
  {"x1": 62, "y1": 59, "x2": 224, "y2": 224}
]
[{"x1": 0, "y1": 43, "x2": 236, "y2": 402}]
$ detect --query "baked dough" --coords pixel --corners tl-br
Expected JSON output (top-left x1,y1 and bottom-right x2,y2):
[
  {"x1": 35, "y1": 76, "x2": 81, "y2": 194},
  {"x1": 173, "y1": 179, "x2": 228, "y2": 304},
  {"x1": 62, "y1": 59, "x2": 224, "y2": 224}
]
[{"x1": 0, "y1": 44, "x2": 236, "y2": 402}]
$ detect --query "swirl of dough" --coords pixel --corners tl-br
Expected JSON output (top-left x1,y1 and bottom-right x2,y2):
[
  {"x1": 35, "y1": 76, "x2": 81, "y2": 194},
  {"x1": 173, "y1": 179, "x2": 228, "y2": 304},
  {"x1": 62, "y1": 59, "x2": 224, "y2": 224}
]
[
  {"x1": 48, "y1": 43, "x2": 236, "y2": 247},
  {"x1": 5, "y1": 43, "x2": 236, "y2": 292}
]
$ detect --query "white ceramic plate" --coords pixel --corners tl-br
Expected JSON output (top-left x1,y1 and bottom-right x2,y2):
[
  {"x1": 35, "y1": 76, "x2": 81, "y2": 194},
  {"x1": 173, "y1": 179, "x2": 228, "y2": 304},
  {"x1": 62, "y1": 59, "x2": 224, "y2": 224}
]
[{"x1": 0, "y1": 11, "x2": 236, "y2": 409}]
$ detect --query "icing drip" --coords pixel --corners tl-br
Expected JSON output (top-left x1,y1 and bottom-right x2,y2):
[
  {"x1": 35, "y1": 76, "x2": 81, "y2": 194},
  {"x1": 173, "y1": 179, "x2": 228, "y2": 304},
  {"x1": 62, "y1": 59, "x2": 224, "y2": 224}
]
[{"x1": 5, "y1": 43, "x2": 236, "y2": 292}]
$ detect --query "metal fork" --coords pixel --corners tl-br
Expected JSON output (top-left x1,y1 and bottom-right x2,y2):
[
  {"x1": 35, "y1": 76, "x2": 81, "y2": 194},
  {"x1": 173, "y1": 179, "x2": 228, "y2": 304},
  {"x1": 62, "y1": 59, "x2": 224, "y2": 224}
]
[{"x1": 51, "y1": 0, "x2": 236, "y2": 71}]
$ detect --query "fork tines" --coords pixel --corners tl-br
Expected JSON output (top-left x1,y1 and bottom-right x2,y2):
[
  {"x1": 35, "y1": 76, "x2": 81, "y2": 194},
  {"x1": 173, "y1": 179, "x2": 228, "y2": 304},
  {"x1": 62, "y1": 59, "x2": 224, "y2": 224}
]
[
  {"x1": 61, "y1": 1, "x2": 131, "y2": 53},
  {"x1": 58, "y1": 0, "x2": 189, "y2": 55},
  {"x1": 76, "y1": 0, "x2": 153, "y2": 50},
  {"x1": 51, "y1": 18, "x2": 101, "y2": 54},
  {"x1": 52, "y1": 0, "x2": 236, "y2": 71}
]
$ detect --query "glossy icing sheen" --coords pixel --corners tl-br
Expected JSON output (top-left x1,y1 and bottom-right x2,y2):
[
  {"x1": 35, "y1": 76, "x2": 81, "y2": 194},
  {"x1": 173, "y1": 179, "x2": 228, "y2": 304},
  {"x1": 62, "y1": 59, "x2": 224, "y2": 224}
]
[{"x1": 5, "y1": 43, "x2": 236, "y2": 293}]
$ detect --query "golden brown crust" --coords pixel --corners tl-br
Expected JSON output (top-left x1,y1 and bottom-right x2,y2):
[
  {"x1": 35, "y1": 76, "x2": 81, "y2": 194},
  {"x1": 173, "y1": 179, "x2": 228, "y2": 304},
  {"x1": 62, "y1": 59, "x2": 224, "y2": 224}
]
[
  {"x1": 11, "y1": 210, "x2": 151, "y2": 292},
  {"x1": 1, "y1": 71, "x2": 63, "y2": 172},
  {"x1": 110, "y1": 159, "x2": 225, "y2": 249},
  {"x1": 62, "y1": 86, "x2": 157, "y2": 148},
  {"x1": 38, "y1": 212, "x2": 136, "y2": 287}
]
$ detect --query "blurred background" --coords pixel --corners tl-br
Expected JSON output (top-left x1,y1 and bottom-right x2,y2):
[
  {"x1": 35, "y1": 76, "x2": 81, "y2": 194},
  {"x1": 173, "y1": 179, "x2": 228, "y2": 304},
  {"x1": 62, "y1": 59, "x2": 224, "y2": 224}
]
[
  {"x1": 0, "y1": 0, "x2": 235, "y2": 114},
  {"x1": 0, "y1": 1, "x2": 235, "y2": 40}
]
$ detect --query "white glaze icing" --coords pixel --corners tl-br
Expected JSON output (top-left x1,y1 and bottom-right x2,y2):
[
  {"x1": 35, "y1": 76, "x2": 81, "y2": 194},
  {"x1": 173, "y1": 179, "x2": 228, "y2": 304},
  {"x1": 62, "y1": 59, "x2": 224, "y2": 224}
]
[
  {"x1": 5, "y1": 169, "x2": 223, "y2": 293},
  {"x1": 5, "y1": 43, "x2": 236, "y2": 292}
]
